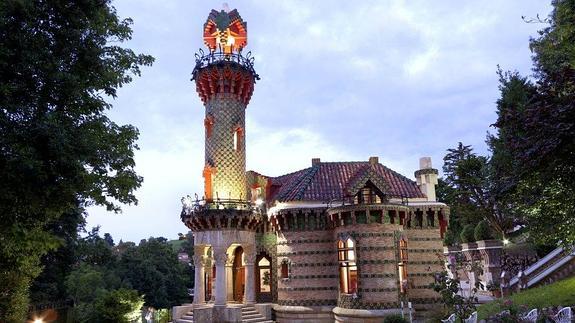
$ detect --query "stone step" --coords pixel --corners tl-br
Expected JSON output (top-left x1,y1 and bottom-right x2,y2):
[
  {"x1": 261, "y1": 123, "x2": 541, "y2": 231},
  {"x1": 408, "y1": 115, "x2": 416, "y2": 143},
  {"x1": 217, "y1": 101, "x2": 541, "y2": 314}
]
[{"x1": 181, "y1": 314, "x2": 194, "y2": 319}]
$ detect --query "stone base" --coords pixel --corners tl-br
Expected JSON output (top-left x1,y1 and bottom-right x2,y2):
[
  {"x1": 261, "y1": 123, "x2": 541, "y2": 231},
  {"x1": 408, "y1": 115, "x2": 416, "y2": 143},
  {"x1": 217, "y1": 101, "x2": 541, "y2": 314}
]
[
  {"x1": 273, "y1": 305, "x2": 335, "y2": 323},
  {"x1": 194, "y1": 304, "x2": 243, "y2": 323},
  {"x1": 333, "y1": 307, "x2": 403, "y2": 323}
]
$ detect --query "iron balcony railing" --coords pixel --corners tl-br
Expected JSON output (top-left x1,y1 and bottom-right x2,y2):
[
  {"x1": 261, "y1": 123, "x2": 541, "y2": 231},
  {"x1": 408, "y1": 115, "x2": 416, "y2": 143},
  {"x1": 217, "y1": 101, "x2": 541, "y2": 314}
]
[
  {"x1": 180, "y1": 195, "x2": 263, "y2": 220},
  {"x1": 191, "y1": 48, "x2": 260, "y2": 80}
]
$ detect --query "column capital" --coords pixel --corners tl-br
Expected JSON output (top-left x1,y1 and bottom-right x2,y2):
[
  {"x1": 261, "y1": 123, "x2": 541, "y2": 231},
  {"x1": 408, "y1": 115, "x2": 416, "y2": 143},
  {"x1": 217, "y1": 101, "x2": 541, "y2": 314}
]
[
  {"x1": 213, "y1": 247, "x2": 229, "y2": 266},
  {"x1": 193, "y1": 254, "x2": 208, "y2": 267}
]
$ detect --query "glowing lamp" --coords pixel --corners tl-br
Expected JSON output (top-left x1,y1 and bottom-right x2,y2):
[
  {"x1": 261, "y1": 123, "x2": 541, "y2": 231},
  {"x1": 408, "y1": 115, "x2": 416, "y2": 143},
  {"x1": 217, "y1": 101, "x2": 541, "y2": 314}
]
[{"x1": 203, "y1": 8, "x2": 247, "y2": 54}]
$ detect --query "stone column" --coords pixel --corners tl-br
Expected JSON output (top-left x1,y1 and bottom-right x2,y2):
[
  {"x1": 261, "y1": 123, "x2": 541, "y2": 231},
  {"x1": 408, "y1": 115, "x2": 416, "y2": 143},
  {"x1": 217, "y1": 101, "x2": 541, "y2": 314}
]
[
  {"x1": 213, "y1": 247, "x2": 228, "y2": 306},
  {"x1": 225, "y1": 253, "x2": 234, "y2": 301},
  {"x1": 244, "y1": 246, "x2": 256, "y2": 304},
  {"x1": 193, "y1": 254, "x2": 207, "y2": 305}
]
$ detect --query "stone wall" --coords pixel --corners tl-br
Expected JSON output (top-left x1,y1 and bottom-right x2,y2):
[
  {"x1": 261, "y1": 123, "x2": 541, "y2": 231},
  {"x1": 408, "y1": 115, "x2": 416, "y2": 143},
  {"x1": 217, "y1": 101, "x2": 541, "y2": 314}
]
[
  {"x1": 276, "y1": 229, "x2": 339, "y2": 307},
  {"x1": 334, "y1": 223, "x2": 402, "y2": 309},
  {"x1": 405, "y1": 228, "x2": 443, "y2": 313}
]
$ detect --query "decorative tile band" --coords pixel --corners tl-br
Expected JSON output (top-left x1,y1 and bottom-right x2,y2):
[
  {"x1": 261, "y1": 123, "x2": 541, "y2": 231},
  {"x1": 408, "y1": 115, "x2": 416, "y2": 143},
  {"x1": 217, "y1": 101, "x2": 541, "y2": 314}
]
[
  {"x1": 359, "y1": 273, "x2": 397, "y2": 278},
  {"x1": 291, "y1": 262, "x2": 338, "y2": 267},
  {"x1": 277, "y1": 299, "x2": 337, "y2": 307},
  {"x1": 279, "y1": 286, "x2": 338, "y2": 291},
  {"x1": 277, "y1": 239, "x2": 333, "y2": 245},
  {"x1": 409, "y1": 237, "x2": 442, "y2": 241},
  {"x1": 357, "y1": 287, "x2": 398, "y2": 292},
  {"x1": 291, "y1": 274, "x2": 338, "y2": 279},
  {"x1": 407, "y1": 248, "x2": 443, "y2": 253},
  {"x1": 277, "y1": 250, "x2": 334, "y2": 256}
]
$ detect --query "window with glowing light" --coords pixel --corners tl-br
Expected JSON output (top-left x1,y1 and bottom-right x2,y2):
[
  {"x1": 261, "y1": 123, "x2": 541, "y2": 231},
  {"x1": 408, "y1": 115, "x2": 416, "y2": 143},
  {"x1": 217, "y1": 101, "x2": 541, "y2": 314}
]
[
  {"x1": 353, "y1": 183, "x2": 383, "y2": 204},
  {"x1": 233, "y1": 127, "x2": 243, "y2": 151},
  {"x1": 398, "y1": 238, "x2": 409, "y2": 293},
  {"x1": 338, "y1": 238, "x2": 358, "y2": 294}
]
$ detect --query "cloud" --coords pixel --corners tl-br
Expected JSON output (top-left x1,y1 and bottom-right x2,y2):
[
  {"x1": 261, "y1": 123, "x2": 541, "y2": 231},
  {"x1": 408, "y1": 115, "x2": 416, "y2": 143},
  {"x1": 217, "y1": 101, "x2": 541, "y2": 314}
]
[{"x1": 86, "y1": 0, "x2": 552, "y2": 242}]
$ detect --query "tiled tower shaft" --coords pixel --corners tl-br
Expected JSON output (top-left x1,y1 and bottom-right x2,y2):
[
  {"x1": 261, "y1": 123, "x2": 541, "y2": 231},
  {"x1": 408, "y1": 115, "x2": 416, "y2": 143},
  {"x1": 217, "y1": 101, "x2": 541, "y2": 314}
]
[
  {"x1": 195, "y1": 62, "x2": 256, "y2": 201},
  {"x1": 205, "y1": 93, "x2": 246, "y2": 200}
]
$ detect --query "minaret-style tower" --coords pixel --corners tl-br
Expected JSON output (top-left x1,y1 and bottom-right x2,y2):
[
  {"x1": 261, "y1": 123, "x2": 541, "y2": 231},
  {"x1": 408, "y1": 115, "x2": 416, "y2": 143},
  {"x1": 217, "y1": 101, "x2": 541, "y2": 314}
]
[
  {"x1": 194, "y1": 8, "x2": 259, "y2": 201},
  {"x1": 180, "y1": 7, "x2": 263, "y2": 315}
]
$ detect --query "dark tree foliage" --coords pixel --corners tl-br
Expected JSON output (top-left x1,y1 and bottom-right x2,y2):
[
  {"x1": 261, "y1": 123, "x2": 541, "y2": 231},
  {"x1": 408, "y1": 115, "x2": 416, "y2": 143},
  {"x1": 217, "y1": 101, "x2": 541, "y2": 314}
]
[
  {"x1": 117, "y1": 237, "x2": 190, "y2": 309},
  {"x1": 29, "y1": 208, "x2": 85, "y2": 304},
  {"x1": 0, "y1": 0, "x2": 153, "y2": 320},
  {"x1": 491, "y1": 0, "x2": 575, "y2": 246},
  {"x1": 441, "y1": 142, "x2": 513, "y2": 239}
]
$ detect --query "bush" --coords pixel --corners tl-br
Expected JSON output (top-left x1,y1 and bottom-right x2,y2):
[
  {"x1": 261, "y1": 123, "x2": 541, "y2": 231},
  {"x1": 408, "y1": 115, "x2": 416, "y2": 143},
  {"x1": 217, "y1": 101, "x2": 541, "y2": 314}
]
[
  {"x1": 460, "y1": 224, "x2": 476, "y2": 243},
  {"x1": 94, "y1": 288, "x2": 144, "y2": 323},
  {"x1": 383, "y1": 314, "x2": 408, "y2": 323},
  {"x1": 474, "y1": 220, "x2": 493, "y2": 241}
]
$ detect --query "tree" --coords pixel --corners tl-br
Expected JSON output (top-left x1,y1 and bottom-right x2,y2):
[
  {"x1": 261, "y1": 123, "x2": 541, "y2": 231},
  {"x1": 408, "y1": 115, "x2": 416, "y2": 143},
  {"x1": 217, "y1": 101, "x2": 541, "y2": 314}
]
[
  {"x1": 0, "y1": 0, "x2": 153, "y2": 320},
  {"x1": 441, "y1": 142, "x2": 513, "y2": 239},
  {"x1": 491, "y1": 0, "x2": 575, "y2": 246},
  {"x1": 117, "y1": 237, "x2": 190, "y2": 309}
]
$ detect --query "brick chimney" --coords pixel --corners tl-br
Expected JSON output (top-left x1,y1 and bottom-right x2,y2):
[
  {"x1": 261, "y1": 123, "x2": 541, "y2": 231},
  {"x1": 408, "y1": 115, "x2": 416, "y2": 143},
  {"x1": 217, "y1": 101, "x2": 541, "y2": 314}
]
[
  {"x1": 312, "y1": 158, "x2": 321, "y2": 166},
  {"x1": 369, "y1": 156, "x2": 379, "y2": 165}
]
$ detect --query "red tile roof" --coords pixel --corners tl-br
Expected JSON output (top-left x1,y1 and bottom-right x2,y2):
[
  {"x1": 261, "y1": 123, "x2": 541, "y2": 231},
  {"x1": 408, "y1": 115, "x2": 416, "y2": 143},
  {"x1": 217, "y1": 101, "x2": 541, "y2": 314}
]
[{"x1": 258, "y1": 161, "x2": 425, "y2": 202}]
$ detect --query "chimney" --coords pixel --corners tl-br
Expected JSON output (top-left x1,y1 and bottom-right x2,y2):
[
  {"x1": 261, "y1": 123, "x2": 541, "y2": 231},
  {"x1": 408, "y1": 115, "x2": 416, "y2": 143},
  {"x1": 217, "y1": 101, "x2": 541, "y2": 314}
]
[
  {"x1": 369, "y1": 156, "x2": 379, "y2": 165},
  {"x1": 312, "y1": 158, "x2": 321, "y2": 166},
  {"x1": 414, "y1": 157, "x2": 439, "y2": 201}
]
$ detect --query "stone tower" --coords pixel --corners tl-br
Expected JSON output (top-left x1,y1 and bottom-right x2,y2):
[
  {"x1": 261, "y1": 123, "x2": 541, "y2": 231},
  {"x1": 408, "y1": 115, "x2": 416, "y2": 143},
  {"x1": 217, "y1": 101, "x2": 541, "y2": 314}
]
[
  {"x1": 180, "y1": 8, "x2": 265, "y2": 319},
  {"x1": 193, "y1": 8, "x2": 259, "y2": 201}
]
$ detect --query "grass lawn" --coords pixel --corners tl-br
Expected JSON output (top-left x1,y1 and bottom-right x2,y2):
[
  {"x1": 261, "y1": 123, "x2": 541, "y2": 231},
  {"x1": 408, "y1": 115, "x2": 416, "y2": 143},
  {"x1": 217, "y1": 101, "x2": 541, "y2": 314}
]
[{"x1": 477, "y1": 276, "x2": 575, "y2": 320}]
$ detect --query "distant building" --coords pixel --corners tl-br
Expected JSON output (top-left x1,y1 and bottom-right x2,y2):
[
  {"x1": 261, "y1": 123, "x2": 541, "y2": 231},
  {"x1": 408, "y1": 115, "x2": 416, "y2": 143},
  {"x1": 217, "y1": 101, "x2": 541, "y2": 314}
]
[{"x1": 179, "y1": 7, "x2": 449, "y2": 322}]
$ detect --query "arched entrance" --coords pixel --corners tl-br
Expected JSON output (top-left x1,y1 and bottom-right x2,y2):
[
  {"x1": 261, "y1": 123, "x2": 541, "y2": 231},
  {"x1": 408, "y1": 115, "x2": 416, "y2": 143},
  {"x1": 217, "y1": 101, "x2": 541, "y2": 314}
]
[{"x1": 233, "y1": 246, "x2": 245, "y2": 302}]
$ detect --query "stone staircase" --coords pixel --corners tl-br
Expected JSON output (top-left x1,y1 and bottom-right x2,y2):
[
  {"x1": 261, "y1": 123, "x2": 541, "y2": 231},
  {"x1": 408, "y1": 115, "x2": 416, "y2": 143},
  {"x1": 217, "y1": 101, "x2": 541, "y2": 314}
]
[
  {"x1": 174, "y1": 305, "x2": 274, "y2": 323},
  {"x1": 175, "y1": 308, "x2": 194, "y2": 323},
  {"x1": 242, "y1": 305, "x2": 274, "y2": 323},
  {"x1": 509, "y1": 246, "x2": 575, "y2": 289}
]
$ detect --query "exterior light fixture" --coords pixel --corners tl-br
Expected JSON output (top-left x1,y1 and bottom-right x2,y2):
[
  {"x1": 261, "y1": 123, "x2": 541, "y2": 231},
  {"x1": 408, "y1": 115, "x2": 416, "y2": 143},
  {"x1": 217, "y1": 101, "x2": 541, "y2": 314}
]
[
  {"x1": 503, "y1": 238, "x2": 510, "y2": 245},
  {"x1": 255, "y1": 198, "x2": 263, "y2": 206}
]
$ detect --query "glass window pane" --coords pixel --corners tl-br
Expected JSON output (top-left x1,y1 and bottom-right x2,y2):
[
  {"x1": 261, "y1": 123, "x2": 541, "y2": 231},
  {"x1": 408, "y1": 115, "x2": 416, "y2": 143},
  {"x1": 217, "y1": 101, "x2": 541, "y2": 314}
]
[
  {"x1": 258, "y1": 257, "x2": 270, "y2": 266},
  {"x1": 259, "y1": 268, "x2": 271, "y2": 292}
]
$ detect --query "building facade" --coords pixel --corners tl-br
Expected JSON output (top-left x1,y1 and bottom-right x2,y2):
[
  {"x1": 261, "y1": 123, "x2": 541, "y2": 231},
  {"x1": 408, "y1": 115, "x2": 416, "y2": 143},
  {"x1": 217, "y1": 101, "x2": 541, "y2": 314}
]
[{"x1": 179, "y1": 7, "x2": 449, "y2": 323}]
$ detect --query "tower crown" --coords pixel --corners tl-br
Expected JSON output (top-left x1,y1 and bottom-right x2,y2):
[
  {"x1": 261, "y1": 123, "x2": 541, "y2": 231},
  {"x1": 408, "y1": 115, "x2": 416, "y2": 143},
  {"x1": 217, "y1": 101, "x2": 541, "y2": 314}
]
[
  {"x1": 192, "y1": 7, "x2": 259, "y2": 105},
  {"x1": 203, "y1": 8, "x2": 247, "y2": 54}
]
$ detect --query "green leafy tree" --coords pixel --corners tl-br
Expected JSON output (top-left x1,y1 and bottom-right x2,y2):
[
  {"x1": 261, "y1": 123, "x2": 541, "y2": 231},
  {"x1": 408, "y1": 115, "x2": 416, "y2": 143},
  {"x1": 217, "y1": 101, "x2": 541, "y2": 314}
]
[
  {"x1": 117, "y1": 237, "x2": 190, "y2": 309},
  {"x1": 0, "y1": 0, "x2": 153, "y2": 320},
  {"x1": 30, "y1": 208, "x2": 85, "y2": 303},
  {"x1": 491, "y1": 0, "x2": 575, "y2": 246},
  {"x1": 95, "y1": 288, "x2": 144, "y2": 323}
]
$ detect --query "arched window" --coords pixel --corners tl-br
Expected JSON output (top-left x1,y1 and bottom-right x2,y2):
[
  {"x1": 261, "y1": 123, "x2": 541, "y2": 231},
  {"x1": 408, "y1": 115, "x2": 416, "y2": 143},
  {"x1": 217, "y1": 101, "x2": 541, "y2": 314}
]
[
  {"x1": 338, "y1": 238, "x2": 358, "y2": 294},
  {"x1": 233, "y1": 127, "x2": 243, "y2": 151}
]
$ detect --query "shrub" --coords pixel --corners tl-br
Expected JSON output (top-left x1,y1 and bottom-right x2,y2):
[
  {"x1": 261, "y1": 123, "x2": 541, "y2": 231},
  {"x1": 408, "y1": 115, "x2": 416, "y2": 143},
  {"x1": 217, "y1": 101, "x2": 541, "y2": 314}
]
[
  {"x1": 474, "y1": 220, "x2": 494, "y2": 241},
  {"x1": 460, "y1": 224, "x2": 476, "y2": 243},
  {"x1": 383, "y1": 314, "x2": 408, "y2": 323},
  {"x1": 94, "y1": 288, "x2": 144, "y2": 323}
]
